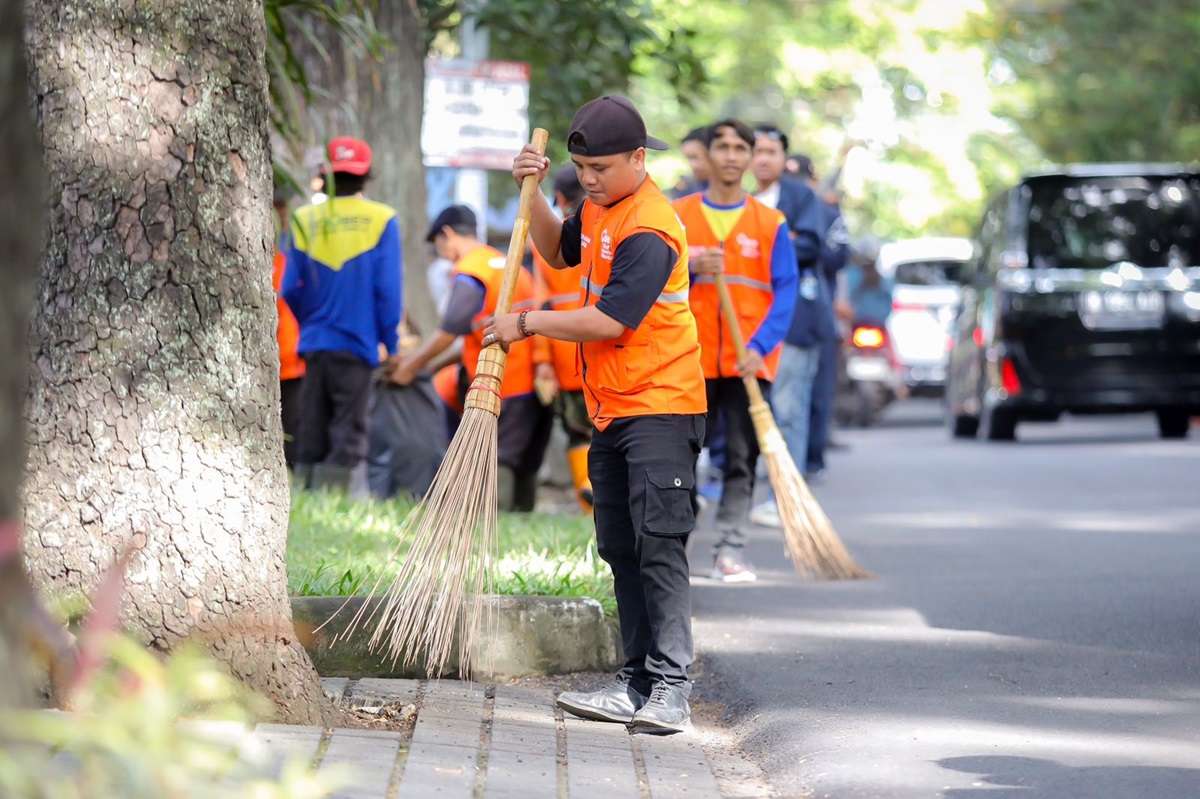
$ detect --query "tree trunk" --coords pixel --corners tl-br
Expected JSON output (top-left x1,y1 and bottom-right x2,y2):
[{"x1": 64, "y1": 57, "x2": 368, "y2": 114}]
[
  {"x1": 299, "y1": 0, "x2": 434, "y2": 333},
  {"x1": 364, "y1": 0, "x2": 433, "y2": 334},
  {"x1": 0, "y1": 0, "x2": 46, "y2": 710},
  {"x1": 22, "y1": 0, "x2": 328, "y2": 725}
]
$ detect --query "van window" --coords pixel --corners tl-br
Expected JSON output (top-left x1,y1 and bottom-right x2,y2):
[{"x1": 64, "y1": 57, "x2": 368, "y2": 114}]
[
  {"x1": 1026, "y1": 176, "x2": 1200, "y2": 269},
  {"x1": 894, "y1": 260, "x2": 964, "y2": 286}
]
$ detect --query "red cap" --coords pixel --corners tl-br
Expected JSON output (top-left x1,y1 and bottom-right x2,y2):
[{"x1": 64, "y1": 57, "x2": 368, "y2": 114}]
[{"x1": 327, "y1": 136, "x2": 372, "y2": 176}]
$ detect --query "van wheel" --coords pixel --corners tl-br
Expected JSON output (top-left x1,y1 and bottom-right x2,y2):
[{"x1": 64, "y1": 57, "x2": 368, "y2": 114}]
[
  {"x1": 1156, "y1": 410, "x2": 1190, "y2": 439},
  {"x1": 982, "y1": 406, "x2": 1017, "y2": 441},
  {"x1": 949, "y1": 413, "x2": 979, "y2": 439}
]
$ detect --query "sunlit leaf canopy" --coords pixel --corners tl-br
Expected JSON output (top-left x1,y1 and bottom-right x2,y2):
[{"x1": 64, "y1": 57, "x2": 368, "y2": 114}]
[
  {"x1": 630, "y1": 0, "x2": 1200, "y2": 239},
  {"x1": 268, "y1": 0, "x2": 1200, "y2": 241}
]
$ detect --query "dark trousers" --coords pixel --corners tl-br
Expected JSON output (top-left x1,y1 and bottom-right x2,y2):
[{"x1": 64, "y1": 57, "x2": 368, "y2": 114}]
[
  {"x1": 296, "y1": 351, "x2": 373, "y2": 467},
  {"x1": 280, "y1": 377, "x2": 304, "y2": 469},
  {"x1": 807, "y1": 335, "x2": 838, "y2": 473},
  {"x1": 590, "y1": 413, "x2": 704, "y2": 687},
  {"x1": 496, "y1": 393, "x2": 554, "y2": 512},
  {"x1": 705, "y1": 377, "x2": 769, "y2": 553},
  {"x1": 555, "y1": 390, "x2": 593, "y2": 449}
]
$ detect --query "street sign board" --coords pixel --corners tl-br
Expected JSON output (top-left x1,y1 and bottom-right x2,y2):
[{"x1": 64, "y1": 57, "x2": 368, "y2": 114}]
[{"x1": 422, "y1": 59, "x2": 530, "y2": 170}]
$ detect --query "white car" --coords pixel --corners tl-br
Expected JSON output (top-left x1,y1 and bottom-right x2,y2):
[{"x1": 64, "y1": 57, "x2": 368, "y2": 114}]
[{"x1": 877, "y1": 237, "x2": 974, "y2": 394}]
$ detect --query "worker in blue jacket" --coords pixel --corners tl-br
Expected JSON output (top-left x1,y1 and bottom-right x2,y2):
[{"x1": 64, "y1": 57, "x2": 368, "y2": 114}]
[
  {"x1": 748, "y1": 125, "x2": 832, "y2": 527},
  {"x1": 792, "y1": 153, "x2": 851, "y2": 477},
  {"x1": 282, "y1": 136, "x2": 403, "y2": 492}
]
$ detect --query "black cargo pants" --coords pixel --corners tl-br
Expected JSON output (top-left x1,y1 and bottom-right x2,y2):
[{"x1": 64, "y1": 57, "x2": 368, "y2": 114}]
[{"x1": 590, "y1": 413, "x2": 705, "y2": 688}]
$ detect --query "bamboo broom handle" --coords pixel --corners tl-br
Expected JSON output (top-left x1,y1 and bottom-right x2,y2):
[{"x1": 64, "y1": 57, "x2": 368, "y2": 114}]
[
  {"x1": 713, "y1": 271, "x2": 770, "y2": 408},
  {"x1": 493, "y1": 127, "x2": 550, "y2": 317}
]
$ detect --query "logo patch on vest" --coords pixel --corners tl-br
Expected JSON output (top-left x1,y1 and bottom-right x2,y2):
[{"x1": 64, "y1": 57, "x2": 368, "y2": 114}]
[
  {"x1": 581, "y1": 233, "x2": 592, "y2": 250},
  {"x1": 600, "y1": 229, "x2": 613, "y2": 261},
  {"x1": 736, "y1": 232, "x2": 760, "y2": 260}
]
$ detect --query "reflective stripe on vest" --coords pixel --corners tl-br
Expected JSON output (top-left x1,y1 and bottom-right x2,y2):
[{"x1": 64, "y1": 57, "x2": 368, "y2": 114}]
[
  {"x1": 581, "y1": 275, "x2": 690, "y2": 305},
  {"x1": 691, "y1": 274, "x2": 773, "y2": 292}
]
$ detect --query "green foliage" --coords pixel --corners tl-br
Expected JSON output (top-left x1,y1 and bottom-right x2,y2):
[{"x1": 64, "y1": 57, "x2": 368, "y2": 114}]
[
  {"x1": 976, "y1": 0, "x2": 1200, "y2": 163},
  {"x1": 0, "y1": 638, "x2": 344, "y2": 799},
  {"x1": 264, "y1": 0, "x2": 386, "y2": 188},
  {"x1": 458, "y1": 0, "x2": 707, "y2": 163},
  {"x1": 287, "y1": 492, "x2": 616, "y2": 617}
]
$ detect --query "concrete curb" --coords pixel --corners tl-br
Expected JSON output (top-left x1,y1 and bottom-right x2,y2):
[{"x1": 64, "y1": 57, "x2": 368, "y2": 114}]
[{"x1": 292, "y1": 595, "x2": 621, "y2": 679}]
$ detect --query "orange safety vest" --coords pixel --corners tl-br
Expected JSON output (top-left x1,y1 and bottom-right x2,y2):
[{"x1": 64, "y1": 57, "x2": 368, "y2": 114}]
[
  {"x1": 533, "y1": 245, "x2": 584, "y2": 392},
  {"x1": 674, "y1": 193, "x2": 785, "y2": 381},
  {"x1": 453, "y1": 245, "x2": 538, "y2": 399},
  {"x1": 272, "y1": 246, "x2": 305, "y2": 381},
  {"x1": 579, "y1": 177, "x2": 706, "y2": 431}
]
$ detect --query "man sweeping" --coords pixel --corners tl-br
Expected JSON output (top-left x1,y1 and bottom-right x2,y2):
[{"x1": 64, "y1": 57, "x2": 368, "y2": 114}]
[
  {"x1": 674, "y1": 119, "x2": 798, "y2": 583},
  {"x1": 392, "y1": 205, "x2": 551, "y2": 511},
  {"x1": 532, "y1": 166, "x2": 594, "y2": 511},
  {"x1": 488, "y1": 95, "x2": 706, "y2": 734}
]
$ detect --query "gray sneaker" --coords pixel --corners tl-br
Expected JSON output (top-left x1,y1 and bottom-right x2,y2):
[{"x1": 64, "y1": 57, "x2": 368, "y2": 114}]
[
  {"x1": 629, "y1": 681, "x2": 691, "y2": 735},
  {"x1": 557, "y1": 675, "x2": 649, "y2": 724}
]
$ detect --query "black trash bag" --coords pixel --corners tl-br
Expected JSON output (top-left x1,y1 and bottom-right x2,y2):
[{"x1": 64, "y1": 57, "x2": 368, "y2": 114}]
[{"x1": 367, "y1": 374, "x2": 447, "y2": 500}]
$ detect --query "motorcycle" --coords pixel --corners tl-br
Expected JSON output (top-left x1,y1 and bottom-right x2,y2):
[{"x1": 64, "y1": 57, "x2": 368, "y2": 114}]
[{"x1": 837, "y1": 318, "x2": 904, "y2": 428}]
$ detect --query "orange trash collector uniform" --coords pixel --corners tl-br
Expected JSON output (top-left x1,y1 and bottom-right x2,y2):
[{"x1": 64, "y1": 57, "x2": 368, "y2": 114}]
[
  {"x1": 533, "y1": 95, "x2": 709, "y2": 730},
  {"x1": 453, "y1": 244, "x2": 540, "y2": 399},
  {"x1": 673, "y1": 193, "x2": 787, "y2": 380},
  {"x1": 578, "y1": 177, "x2": 707, "y2": 429}
]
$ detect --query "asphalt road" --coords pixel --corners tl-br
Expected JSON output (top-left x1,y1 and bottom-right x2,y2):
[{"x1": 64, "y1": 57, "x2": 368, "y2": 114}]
[{"x1": 690, "y1": 401, "x2": 1200, "y2": 798}]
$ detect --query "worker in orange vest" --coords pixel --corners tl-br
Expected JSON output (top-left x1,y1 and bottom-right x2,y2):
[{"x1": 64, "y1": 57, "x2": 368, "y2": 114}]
[
  {"x1": 391, "y1": 205, "x2": 551, "y2": 511},
  {"x1": 532, "y1": 166, "x2": 593, "y2": 511},
  {"x1": 489, "y1": 96, "x2": 705, "y2": 734},
  {"x1": 272, "y1": 186, "x2": 306, "y2": 469},
  {"x1": 675, "y1": 119, "x2": 797, "y2": 584}
]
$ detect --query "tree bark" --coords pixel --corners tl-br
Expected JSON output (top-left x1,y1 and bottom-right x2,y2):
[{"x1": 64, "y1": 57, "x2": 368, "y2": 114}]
[
  {"x1": 299, "y1": 0, "x2": 435, "y2": 332},
  {"x1": 22, "y1": 0, "x2": 328, "y2": 725},
  {"x1": 0, "y1": 0, "x2": 46, "y2": 710}
]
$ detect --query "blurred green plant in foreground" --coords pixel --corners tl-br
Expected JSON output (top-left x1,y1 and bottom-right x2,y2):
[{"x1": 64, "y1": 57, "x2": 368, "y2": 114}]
[{"x1": 0, "y1": 636, "x2": 345, "y2": 799}]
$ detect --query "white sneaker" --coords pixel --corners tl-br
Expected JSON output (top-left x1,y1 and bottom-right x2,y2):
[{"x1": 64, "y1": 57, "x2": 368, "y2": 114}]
[
  {"x1": 750, "y1": 501, "x2": 781, "y2": 528},
  {"x1": 711, "y1": 550, "x2": 758, "y2": 583}
]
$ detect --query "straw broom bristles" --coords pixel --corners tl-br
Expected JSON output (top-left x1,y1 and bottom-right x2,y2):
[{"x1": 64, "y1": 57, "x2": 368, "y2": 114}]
[
  {"x1": 327, "y1": 129, "x2": 550, "y2": 678},
  {"x1": 714, "y1": 273, "x2": 870, "y2": 581}
]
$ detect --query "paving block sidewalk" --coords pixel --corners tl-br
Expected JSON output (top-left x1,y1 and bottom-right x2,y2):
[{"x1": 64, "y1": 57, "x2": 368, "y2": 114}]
[{"x1": 235, "y1": 677, "x2": 770, "y2": 798}]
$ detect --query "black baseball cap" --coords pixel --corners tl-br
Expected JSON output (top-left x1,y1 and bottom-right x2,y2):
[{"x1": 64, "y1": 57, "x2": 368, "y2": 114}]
[
  {"x1": 426, "y1": 204, "x2": 477, "y2": 242},
  {"x1": 567, "y1": 95, "x2": 669, "y2": 157}
]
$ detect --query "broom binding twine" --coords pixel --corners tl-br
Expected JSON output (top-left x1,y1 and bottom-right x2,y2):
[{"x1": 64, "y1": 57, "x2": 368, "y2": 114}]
[{"x1": 465, "y1": 346, "x2": 506, "y2": 416}]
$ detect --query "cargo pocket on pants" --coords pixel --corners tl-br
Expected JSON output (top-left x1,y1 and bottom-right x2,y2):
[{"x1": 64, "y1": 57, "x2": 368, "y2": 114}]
[{"x1": 642, "y1": 469, "x2": 696, "y2": 536}]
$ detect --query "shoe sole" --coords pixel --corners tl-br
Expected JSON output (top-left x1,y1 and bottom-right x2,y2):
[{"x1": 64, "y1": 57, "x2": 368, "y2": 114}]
[
  {"x1": 715, "y1": 568, "x2": 753, "y2": 583},
  {"x1": 628, "y1": 718, "x2": 690, "y2": 735},
  {"x1": 711, "y1": 570, "x2": 757, "y2": 583},
  {"x1": 556, "y1": 697, "x2": 635, "y2": 724}
]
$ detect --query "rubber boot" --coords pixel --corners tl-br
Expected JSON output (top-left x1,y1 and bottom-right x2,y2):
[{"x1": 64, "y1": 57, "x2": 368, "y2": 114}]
[
  {"x1": 566, "y1": 445, "x2": 593, "y2": 513},
  {"x1": 310, "y1": 463, "x2": 352, "y2": 494}
]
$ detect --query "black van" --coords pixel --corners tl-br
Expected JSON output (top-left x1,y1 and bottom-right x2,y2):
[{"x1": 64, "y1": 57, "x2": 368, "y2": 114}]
[{"x1": 946, "y1": 164, "x2": 1200, "y2": 441}]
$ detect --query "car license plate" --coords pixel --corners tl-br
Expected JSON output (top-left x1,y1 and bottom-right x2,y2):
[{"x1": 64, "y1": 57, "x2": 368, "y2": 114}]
[
  {"x1": 847, "y1": 356, "x2": 892, "y2": 382},
  {"x1": 1078, "y1": 290, "x2": 1165, "y2": 331}
]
